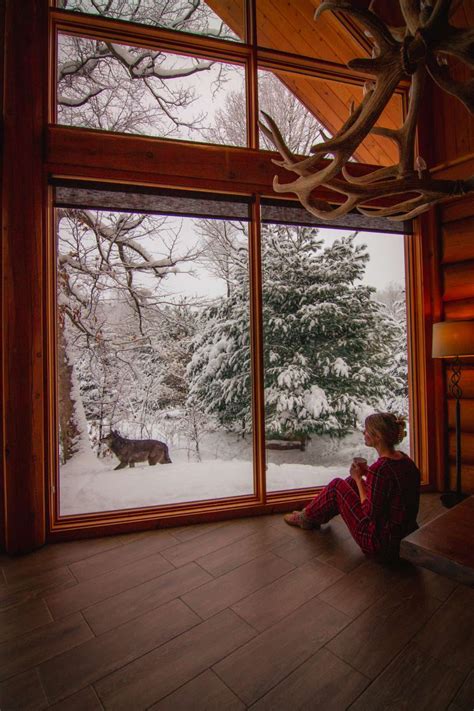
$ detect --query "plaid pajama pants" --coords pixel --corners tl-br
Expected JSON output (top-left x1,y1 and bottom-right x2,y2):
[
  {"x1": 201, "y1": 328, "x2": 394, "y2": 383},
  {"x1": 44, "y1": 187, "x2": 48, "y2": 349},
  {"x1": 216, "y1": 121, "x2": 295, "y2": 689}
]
[{"x1": 302, "y1": 476, "x2": 379, "y2": 555}]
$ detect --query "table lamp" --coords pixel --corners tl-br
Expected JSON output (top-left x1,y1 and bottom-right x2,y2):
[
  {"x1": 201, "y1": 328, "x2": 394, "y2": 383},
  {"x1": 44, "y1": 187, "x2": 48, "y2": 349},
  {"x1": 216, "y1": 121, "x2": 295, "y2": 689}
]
[{"x1": 432, "y1": 320, "x2": 474, "y2": 508}]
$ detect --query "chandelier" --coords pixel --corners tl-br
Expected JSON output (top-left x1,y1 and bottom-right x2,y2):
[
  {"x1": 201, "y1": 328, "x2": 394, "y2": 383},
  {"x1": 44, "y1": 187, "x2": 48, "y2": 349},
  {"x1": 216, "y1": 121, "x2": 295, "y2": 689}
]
[{"x1": 260, "y1": 0, "x2": 474, "y2": 221}]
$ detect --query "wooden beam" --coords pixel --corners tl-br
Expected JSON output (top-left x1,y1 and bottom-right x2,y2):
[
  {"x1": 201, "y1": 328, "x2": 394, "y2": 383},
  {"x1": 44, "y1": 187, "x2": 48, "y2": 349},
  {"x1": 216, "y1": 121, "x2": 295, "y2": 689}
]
[
  {"x1": 2, "y1": 0, "x2": 48, "y2": 554},
  {"x1": 47, "y1": 125, "x2": 389, "y2": 202}
]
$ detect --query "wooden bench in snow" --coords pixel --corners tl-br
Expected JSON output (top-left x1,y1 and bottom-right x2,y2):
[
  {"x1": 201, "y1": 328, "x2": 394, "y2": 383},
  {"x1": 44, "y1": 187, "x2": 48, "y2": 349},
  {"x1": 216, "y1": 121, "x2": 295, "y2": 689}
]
[
  {"x1": 266, "y1": 440, "x2": 306, "y2": 451},
  {"x1": 400, "y1": 495, "x2": 474, "y2": 586}
]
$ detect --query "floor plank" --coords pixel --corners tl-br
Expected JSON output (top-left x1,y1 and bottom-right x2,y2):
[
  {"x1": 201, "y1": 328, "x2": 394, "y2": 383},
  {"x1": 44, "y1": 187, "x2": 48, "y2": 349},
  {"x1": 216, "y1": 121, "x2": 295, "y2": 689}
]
[
  {"x1": 0, "y1": 614, "x2": 93, "y2": 683},
  {"x1": 2, "y1": 536, "x2": 127, "y2": 584},
  {"x1": 0, "y1": 567, "x2": 76, "y2": 609},
  {"x1": 0, "y1": 669, "x2": 48, "y2": 711},
  {"x1": 213, "y1": 596, "x2": 350, "y2": 706},
  {"x1": 45, "y1": 552, "x2": 174, "y2": 619},
  {"x1": 326, "y1": 582, "x2": 442, "y2": 679},
  {"x1": 231, "y1": 559, "x2": 344, "y2": 632},
  {"x1": 0, "y1": 495, "x2": 469, "y2": 710},
  {"x1": 182, "y1": 552, "x2": 295, "y2": 620},
  {"x1": 196, "y1": 526, "x2": 291, "y2": 577},
  {"x1": 349, "y1": 642, "x2": 465, "y2": 711},
  {"x1": 94, "y1": 609, "x2": 256, "y2": 710},
  {"x1": 149, "y1": 669, "x2": 245, "y2": 711},
  {"x1": 450, "y1": 669, "x2": 474, "y2": 711},
  {"x1": 68, "y1": 530, "x2": 179, "y2": 582},
  {"x1": 160, "y1": 519, "x2": 272, "y2": 568},
  {"x1": 39, "y1": 598, "x2": 200, "y2": 704},
  {"x1": 83, "y1": 561, "x2": 212, "y2": 635},
  {"x1": 249, "y1": 647, "x2": 369, "y2": 710},
  {"x1": 0, "y1": 597, "x2": 52, "y2": 644},
  {"x1": 48, "y1": 686, "x2": 103, "y2": 711},
  {"x1": 413, "y1": 585, "x2": 474, "y2": 673},
  {"x1": 317, "y1": 559, "x2": 397, "y2": 618}
]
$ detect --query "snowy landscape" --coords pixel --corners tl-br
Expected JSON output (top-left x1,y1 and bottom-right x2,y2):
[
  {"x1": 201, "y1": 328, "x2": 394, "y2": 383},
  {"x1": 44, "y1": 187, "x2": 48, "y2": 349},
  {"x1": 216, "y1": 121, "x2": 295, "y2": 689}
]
[
  {"x1": 56, "y1": 0, "x2": 409, "y2": 516},
  {"x1": 58, "y1": 211, "x2": 409, "y2": 515},
  {"x1": 60, "y1": 428, "x2": 411, "y2": 515}
]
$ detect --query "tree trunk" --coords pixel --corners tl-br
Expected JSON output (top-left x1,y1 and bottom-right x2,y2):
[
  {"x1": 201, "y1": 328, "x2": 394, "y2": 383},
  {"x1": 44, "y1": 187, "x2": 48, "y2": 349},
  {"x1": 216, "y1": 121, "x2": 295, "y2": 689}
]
[{"x1": 57, "y1": 326, "x2": 82, "y2": 464}]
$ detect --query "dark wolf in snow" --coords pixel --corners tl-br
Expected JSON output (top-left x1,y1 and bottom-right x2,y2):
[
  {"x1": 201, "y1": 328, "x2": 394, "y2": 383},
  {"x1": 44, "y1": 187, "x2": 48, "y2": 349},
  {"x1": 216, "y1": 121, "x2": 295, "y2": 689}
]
[{"x1": 101, "y1": 430, "x2": 172, "y2": 470}]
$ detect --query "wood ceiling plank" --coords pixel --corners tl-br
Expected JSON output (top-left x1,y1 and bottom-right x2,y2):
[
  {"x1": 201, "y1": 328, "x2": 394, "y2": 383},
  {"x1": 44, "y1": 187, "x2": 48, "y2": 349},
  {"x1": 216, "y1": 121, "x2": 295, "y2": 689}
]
[
  {"x1": 278, "y1": 73, "x2": 401, "y2": 164},
  {"x1": 260, "y1": 0, "x2": 364, "y2": 64},
  {"x1": 278, "y1": 74, "x2": 380, "y2": 163}
]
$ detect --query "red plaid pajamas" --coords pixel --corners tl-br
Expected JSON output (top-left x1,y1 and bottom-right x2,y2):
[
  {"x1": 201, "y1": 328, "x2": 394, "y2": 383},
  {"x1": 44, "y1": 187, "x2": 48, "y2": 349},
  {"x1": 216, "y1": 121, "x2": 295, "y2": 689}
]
[{"x1": 302, "y1": 455, "x2": 421, "y2": 558}]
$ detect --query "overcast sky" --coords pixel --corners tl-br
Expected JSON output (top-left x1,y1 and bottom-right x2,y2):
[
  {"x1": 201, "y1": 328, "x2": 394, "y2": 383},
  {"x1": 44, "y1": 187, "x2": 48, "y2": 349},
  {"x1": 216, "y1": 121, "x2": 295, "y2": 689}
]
[{"x1": 158, "y1": 219, "x2": 405, "y2": 301}]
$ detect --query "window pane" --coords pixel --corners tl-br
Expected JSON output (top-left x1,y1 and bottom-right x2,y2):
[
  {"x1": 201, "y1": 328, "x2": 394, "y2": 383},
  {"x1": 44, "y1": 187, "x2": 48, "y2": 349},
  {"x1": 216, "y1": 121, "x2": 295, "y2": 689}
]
[
  {"x1": 258, "y1": 70, "x2": 326, "y2": 154},
  {"x1": 262, "y1": 224, "x2": 409, "y2": 494},
  {"x1": 57, "y1": 33, "x2": 246, "y2": 145},
  {"x1": 57, "y1": 208, "x2": 253, "y2": 514},
  {"x1": 257, "y1": 68, "x2": 403, "y2": 166},
  {"x1": 56, "y1": 0, "x2": 245, "y2": 42}
]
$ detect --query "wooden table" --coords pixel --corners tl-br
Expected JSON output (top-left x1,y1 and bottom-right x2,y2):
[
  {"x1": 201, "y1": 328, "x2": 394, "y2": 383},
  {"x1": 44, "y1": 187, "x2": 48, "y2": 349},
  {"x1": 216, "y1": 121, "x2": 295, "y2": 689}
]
[{"x1": 400, "y1": 495, "x2": 474, "y2": 585}]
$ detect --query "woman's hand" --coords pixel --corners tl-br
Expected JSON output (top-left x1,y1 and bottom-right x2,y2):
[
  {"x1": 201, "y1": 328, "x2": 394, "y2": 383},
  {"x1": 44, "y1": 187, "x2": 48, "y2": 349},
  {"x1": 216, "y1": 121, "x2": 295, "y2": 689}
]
[
  {"x1": 350, "y1": 462, "x2": 364, "y2": 482},
  {"x1": 350, "y1": 463, "x2": 368, "y2": 504}
]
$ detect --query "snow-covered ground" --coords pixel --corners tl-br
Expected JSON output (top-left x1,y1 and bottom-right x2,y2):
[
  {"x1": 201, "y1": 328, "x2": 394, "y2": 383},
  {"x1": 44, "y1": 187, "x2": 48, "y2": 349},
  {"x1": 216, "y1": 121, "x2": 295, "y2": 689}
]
[
  {"x1": 60, "y1": 457, "x2": 345, "y2": 515},
  {"x1": 59, "y1": 430, "x2": 410, "y2": 515}
]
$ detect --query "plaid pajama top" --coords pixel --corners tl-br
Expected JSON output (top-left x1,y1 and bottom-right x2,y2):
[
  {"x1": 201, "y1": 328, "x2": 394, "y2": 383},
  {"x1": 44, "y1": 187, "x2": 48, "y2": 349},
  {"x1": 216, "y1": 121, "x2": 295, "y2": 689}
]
[{"x1": 361, "y1": 454, "x2": 421, "y2": 554}]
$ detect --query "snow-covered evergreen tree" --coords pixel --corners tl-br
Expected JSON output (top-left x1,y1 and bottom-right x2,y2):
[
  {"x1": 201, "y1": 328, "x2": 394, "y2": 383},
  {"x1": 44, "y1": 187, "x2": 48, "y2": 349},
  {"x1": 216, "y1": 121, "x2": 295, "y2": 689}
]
[
  {"x1": 376, "y1": 285, "x2": 409, "y2": 416},
  {"x1": 187, "y1": 250, "x2": 252, "y2": 435},
  {"x1": 188, "y1": 227, "x2": 400, "y2": 439}
]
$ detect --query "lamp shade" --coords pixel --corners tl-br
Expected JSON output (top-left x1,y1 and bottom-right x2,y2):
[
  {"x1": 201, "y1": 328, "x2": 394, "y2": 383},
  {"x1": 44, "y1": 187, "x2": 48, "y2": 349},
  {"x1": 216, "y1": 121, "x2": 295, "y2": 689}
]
[{"x1": 432, "y1": 321, "x2": 474, "y2": 358}]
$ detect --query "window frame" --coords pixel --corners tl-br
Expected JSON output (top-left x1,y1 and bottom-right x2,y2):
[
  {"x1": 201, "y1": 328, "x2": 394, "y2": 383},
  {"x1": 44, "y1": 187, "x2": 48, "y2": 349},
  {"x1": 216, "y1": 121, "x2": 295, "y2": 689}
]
[{"x1": 43, "y1": 0, "x2": 433, "y2": 539}]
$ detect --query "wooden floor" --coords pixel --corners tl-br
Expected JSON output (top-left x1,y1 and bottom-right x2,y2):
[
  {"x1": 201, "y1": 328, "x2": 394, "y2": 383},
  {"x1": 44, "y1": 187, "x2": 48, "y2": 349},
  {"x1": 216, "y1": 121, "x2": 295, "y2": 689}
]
[{"x1": 0, "y1": 494, "x2": 473, "y2": 710}]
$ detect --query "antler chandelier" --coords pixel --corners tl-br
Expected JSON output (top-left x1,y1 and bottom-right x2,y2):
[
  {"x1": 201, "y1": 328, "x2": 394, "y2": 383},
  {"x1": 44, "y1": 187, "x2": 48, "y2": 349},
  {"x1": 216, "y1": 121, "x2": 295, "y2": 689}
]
[{"x1": 260, "y1": 0, "x2": 474, "y2": 221}]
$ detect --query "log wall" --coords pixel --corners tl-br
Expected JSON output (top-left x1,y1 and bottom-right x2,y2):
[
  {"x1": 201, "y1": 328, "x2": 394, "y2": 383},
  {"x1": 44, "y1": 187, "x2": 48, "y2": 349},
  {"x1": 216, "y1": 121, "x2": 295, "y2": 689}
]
[{"x1": 439, "y1": 200, "x2": 474, "y2": 494}]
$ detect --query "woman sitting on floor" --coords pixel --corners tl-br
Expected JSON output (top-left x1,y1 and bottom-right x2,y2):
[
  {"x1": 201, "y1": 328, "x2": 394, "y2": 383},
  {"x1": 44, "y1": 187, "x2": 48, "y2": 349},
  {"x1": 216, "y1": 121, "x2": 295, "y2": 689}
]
[{"x1": 284, "y1": 412, "x2": 421, "y2": 561}]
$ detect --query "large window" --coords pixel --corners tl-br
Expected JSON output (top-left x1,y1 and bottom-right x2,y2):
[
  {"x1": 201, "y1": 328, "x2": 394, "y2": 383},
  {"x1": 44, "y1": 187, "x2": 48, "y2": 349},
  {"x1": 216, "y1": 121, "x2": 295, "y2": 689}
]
[
  {"x1": 55, "y1": 0, "x2": 244, "y2": 41},
  {"x1": 262, "y1": 224, "x2": 409, "y2": 494},
  {"x1": 53, "y1": 184, "x2": 411, "y2": 519},
  {"x1": 43, "y1": 0, "x2": 428, "y2": 535},
  {"x1": 57, "y1": 32, "x2": 247, "y2": 144}
]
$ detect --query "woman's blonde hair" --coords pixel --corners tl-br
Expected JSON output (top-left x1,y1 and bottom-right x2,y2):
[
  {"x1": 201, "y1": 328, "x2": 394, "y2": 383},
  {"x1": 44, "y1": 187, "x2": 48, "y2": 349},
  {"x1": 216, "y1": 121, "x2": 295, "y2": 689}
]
[{"x1": 365, "y1": 412, "x2": 406, "y2": 447}]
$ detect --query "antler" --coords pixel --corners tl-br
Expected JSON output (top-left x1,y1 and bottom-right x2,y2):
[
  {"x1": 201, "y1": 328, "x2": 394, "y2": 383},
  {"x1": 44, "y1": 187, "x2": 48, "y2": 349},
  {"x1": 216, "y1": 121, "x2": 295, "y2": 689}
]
[{"x1": 261, "y1": 0, "x2": 474, "y2": 221}]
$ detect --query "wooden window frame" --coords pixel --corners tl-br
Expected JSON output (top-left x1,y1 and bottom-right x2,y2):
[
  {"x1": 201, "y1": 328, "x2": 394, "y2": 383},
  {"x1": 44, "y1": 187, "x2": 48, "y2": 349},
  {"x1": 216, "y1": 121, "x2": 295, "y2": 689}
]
[{"x1": 1, "y1": 0, "x2": 439, "y2": 552}]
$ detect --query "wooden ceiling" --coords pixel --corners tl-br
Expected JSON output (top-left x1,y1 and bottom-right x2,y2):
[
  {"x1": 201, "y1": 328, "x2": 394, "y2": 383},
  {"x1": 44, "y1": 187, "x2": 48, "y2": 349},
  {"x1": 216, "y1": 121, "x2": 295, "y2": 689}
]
[{"x1": 206, "y1": 0, "x2": 404, "y2": 165}]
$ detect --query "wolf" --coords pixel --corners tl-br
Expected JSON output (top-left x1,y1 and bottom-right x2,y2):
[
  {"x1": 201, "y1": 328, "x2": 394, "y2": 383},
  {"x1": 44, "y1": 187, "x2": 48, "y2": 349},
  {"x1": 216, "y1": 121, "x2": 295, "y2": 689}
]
[{"x1": 101, "y1": 430, "x2": 172, "y2": 470}]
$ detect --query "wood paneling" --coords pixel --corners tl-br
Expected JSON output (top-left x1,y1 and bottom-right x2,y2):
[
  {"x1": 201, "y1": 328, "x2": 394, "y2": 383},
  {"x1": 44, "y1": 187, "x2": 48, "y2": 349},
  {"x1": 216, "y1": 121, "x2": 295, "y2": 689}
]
[
  {"x1": 448, "y1": 430, "x2": 474, "y2": 465},
  {"x1": 444, "y1": 298, "x2": 474, "y2": 321},
  {"x1": 443, "y1": 261, "x2": 474, "y2": 301},
  {"x1": 448, "y1": 462, "x2": 474, "y2": 493},
  {"x1": 448, "y1": 398, "x2": 474, "y2": 432},
  {"x1": 442, "y1": 217, "x2": 474, "y2": 264},
  {"x1": 440, "y1": 192, "x2": 474, "y2": 494},
  {"x1": 432, "y1": 76, "x2": 474, "y2": 168},
  {"x1": 277, "y1": 72, "x2": 402, "y2": 165},
  {"x1": 2, "y1": 0, "x2": 48, "y2": 553},
  {"x1": 431, "y1": 1, "x2": 474, "y2": 166}
]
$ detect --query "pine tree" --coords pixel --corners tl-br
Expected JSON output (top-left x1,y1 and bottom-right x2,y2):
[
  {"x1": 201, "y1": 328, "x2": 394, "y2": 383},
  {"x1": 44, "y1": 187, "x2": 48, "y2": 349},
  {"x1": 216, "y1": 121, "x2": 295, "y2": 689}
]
[
  {"x1": 188, "y1": 227, "x2": 399, "y2": 439},
  {"x1": 377, "y1": 290, "x2": 409, "y2": 415},
  {"x1": 187, "y1": 253, "x2": 252, "y2": 435}
]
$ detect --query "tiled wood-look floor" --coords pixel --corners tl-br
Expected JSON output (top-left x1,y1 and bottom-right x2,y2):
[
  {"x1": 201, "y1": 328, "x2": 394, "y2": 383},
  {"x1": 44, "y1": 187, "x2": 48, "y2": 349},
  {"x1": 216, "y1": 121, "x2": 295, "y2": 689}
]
[{"x1": 0, "y1": 494, "x2": 472, "y2": 710}]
